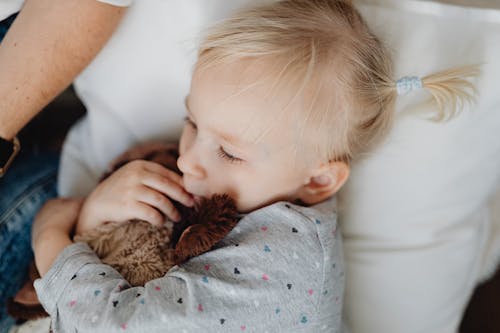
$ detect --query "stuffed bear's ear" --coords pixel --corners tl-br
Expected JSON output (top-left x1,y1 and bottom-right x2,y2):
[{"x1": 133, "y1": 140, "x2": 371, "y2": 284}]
[
  {"x1": 7, "y1": 297, "x2": 48, "y2": 321},
  {"x1": 7, "y1": 262, "x2": 48, "y2": 320},
  {"x1": 100, "y1": 143, "x2": 180, "y2": 182},
  {"x1": 174, "y1": 221, "x2": 238, "y2": 265},
  {"x1": 173, "y1": 194, "x2": 239, "y2": 265},
  {"x1": 174, "y1": 224, "x2": 217, "y2": 265}
]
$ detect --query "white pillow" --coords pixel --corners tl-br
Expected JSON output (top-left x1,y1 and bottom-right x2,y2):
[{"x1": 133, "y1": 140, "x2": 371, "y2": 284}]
[
  {"x1": 340, "y1": 1, "x2": 500, "y2": 332},
  {"x1": 0, "y1": 0, "x2": 23, "y2": 21}
]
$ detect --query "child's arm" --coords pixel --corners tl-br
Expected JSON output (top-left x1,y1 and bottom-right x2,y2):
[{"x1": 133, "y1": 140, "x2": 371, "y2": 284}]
[
  {"x1": 32, "y1": 198, "x2": 83, "y2": 276},
  {"x1": 33, "y1": 202, "x2": 343, "y2": 332}
]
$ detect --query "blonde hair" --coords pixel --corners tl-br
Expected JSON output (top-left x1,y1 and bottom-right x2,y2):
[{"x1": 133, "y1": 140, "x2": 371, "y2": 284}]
[{"x1": 196, "y1": 0, "x2": 479, "y2": 163}]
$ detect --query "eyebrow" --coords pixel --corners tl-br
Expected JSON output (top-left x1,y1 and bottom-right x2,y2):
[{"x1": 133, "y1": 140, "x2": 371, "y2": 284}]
[{"x1": 184, "y1": 96, "x2": 250, "y2": 148}]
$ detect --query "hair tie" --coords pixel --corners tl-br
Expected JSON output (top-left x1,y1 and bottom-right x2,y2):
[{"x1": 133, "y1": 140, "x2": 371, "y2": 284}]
[{"x1": 396, "y1": 76, "x2": 423, "y2": 96}]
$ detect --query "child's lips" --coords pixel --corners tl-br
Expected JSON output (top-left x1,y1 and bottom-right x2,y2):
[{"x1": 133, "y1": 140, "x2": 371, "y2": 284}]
[
  {"x1": 185, "y1": 188, "x2": 204, "y2": 204},
  {"x1": 193, "y1": 195, "x2": 204, "y2": 205}
]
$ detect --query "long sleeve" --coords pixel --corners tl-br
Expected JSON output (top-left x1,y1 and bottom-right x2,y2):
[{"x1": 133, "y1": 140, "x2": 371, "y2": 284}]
[{"x1": 34, "y1": 200, "x2": 343, "y2": 332}]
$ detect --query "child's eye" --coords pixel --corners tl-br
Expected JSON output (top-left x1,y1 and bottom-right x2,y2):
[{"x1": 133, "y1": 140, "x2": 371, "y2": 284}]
[
  {"x1": 183, "y1": 116, "x2": 197, "y2": 130},
  {"x1": 217, "y1": 147, "x2": 243, "y2": 164}
]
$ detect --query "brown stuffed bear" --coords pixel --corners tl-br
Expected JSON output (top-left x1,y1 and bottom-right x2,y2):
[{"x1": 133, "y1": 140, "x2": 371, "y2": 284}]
[{"x1": 7, "y1": 142, "x2": 240, "y2": 322}]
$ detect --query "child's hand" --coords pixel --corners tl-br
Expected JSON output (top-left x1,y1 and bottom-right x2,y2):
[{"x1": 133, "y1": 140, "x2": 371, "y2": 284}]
[{"x1": 76, "y1": 160, "x2": 194, "y2": 235}]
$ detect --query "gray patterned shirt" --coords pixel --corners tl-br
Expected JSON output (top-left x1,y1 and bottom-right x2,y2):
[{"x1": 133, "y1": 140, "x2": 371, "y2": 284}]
[{"x1": 35, "y1": 198, "x2": 344, "y2": 332}]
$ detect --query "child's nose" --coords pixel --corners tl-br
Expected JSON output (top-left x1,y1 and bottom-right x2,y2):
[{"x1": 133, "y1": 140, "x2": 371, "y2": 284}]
[{"x1": 177, "y1": 149, "x2": 206, "y2": 179}]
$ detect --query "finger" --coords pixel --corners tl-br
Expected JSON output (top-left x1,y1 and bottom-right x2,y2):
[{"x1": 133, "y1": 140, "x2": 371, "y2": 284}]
[
  {"x1": 142, "y1": 161, "x2": 184, "y2": 185},
  {"x1": 143, "y1": 174, "x2": 194, "y2": 208},
  {"x1": 136, "y1": 187, "x2": 181, "y2": 222},
  {"x1": 141, "y1": 164, "x2": 194, "y2": 207},
  {"x1": 130, "y1": 202, "x2": 166, "y2": 226}
]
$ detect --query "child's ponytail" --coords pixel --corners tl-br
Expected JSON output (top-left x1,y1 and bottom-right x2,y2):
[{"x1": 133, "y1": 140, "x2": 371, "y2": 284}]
[{"x1": 393, "y1": 65, "x2": 480, "y2": 121}]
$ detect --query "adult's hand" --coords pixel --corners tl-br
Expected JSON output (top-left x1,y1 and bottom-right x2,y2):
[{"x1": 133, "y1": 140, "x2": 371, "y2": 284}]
[{"x1": 0, "y1": 0, "x2": 128, "y2": 140}]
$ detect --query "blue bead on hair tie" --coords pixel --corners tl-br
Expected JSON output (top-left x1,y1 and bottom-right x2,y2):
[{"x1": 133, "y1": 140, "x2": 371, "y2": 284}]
[{"x1": 396, "y1": 76, "x2": 423, "y2": 96}]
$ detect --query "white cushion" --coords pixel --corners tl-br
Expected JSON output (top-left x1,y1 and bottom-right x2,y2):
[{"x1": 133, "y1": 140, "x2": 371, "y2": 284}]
[
  {"x1": 340, "y1": 1, "x2": 500, "y2": 332},
  {"x1": 0, "y1": 0, "x2": 22, "y2": 21}
]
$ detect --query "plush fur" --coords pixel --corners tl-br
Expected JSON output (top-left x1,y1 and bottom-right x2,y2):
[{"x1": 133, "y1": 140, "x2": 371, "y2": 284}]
[
  {"x1": 7, "y1": 143, "x2": 239, "y2": 321},
  {"x1": 73, "y1": 193, "x2": 238, "y2": 287}
]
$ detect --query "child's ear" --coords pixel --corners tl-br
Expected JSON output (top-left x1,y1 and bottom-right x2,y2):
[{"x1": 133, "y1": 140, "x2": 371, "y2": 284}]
[{"x1": 296, "y1": 161, "x2": 350, "y2": 205}]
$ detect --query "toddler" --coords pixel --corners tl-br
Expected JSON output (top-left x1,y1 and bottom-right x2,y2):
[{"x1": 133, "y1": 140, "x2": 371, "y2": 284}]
[{"x1": 31, "y1": 0, "x2": 477, "y2": 332}]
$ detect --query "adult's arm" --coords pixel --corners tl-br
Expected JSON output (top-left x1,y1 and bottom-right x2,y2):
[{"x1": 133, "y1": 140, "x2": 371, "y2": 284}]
[{"x1": 0, "y1": 0, "x2": 127, "y2": 140}]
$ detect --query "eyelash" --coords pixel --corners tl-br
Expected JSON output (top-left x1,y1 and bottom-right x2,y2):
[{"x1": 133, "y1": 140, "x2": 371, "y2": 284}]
[
  {"x1": 217, "y1": 147, "x2": 243, "y2": 164},
  {"x1": 184, "y1": 116, "x2": 243, "y2": 164},
  {"x1": 184, "y1": 116, "x2": 197, "y2": 130}
]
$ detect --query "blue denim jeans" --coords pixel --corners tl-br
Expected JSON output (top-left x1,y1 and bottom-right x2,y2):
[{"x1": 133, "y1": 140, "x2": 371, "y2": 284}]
[{"x1": 0, "y1": 151, "x2": 59, "y2": 333}]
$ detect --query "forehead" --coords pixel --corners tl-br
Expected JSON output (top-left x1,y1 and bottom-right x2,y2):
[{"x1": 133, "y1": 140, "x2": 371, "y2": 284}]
[{"x1": 188, "y1": 58, "x2": 306, "y2": 146}]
